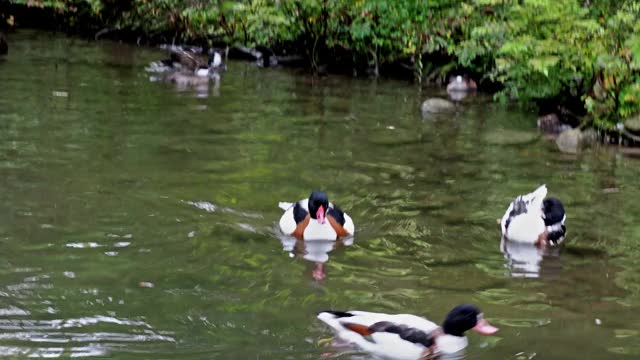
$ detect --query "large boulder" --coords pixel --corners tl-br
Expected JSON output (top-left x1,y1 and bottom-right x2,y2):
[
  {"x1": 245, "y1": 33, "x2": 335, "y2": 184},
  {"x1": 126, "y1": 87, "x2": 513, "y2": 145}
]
[
  {"x1": 555, "y1": 128, "x2": 597, "y2": 154},
  {"x1": 421, "y1": 98, "x2": 455, "y2": 115},
  {"x1": 624, "y1": 114, "x2": 640, "y2": 132}
]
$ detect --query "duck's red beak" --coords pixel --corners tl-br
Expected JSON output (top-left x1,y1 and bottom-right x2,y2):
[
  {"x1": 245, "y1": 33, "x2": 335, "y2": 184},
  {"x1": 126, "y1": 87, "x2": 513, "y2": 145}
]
[
  {"x1": 316, "y1": 205, "x2": 326, "y2": 224},
  {"x1": 472, "y1": 319, "x2": 499, "y2": 335}
]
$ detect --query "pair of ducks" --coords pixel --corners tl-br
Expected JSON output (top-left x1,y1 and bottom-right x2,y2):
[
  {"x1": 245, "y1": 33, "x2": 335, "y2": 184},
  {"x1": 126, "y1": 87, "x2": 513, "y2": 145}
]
[
  {"x1": 278, "y1": 185, "x2": 566, "y2": 358},
  {"x1": 149, "y1": 47, "x2": 225, "y2": 86}
]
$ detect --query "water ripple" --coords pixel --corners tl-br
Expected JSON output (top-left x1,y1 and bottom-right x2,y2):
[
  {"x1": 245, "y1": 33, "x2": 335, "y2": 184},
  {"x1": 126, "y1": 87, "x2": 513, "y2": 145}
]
[{"x1": 0, "y1": 316, "x2": 175, "y2": 357}]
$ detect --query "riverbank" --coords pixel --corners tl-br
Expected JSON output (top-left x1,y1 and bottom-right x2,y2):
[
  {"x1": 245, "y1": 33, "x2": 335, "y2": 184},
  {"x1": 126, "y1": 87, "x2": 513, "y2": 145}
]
[{"x1": 2, "y1": 1, "x2": 640, "y2": 138}]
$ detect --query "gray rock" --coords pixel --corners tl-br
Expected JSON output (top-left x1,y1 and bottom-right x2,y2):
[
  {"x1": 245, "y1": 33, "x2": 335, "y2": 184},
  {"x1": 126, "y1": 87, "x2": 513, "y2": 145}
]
[
  {"x1": 421, "y1": 98, "x2": 455, "y2": 115},
  {"x1": 556, "y1": 129, "x2": 582, "y2": 154},
  {"x1": 624, "y1": 114, "x2": 640, "y2": 131},
  {"x1": 555, "y1": 128, "x2": 597, "y2": 153}
]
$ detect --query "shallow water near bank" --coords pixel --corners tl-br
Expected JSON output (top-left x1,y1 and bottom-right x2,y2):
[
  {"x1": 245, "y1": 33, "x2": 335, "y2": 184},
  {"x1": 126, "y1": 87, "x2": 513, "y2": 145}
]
[{"x1": 1, "y1": 30, "x2": 640, "y2": 359}]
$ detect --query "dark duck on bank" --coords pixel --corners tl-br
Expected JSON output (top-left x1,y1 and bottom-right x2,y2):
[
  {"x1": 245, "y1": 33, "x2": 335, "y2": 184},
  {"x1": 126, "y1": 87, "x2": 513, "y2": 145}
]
[
  {"x1": 278, "y1": 191, "x2": 354, "y2": 241},
  {"x1": 317, "y1": 304, "x2": 498, "y2": 359},
  {"x1": 501, "y1": 184, "x2": 566, "y2": 245}
]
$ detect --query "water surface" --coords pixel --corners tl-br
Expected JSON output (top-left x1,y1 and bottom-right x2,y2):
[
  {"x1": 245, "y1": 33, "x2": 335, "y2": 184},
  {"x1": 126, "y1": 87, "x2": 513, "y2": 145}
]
[{"x1": 1, "y1": 30, "x2": 640, "y2": 359}]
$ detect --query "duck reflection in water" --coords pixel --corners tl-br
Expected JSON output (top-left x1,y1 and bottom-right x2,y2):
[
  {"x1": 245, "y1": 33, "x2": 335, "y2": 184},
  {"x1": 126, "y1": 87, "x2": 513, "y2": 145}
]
[
  {"x1": 167, "y1": 71, "x2": 221, "y2": 98},
  {"x1": 500, "y1": 237, "x2": 562, "y2": 278},
  {"x1": 279, "y1": 236, "x2": 353, "y2": 281}
]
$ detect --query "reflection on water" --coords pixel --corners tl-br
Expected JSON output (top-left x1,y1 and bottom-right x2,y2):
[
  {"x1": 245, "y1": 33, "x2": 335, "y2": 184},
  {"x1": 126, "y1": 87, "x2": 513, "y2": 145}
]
[
  {"x1": 149, "y1": 71, "x2": 222, "y2": 98},
  {"x1": 1, "y1": 30, "x2": 640, "y2": 359},
  {"x1": 500, "y1": 238, "x2": 562, "y2": 278},
  {"x1": 279, "y1": 235, "x2": 354, "y2": 281}
]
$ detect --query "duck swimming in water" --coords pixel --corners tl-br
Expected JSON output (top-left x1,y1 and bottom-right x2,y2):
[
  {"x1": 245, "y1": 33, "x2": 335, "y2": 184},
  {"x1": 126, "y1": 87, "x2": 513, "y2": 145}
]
[
  {"x1": 278, "y1": 191, "x2": 354, "y2": 241},
  {"x1": 446, "y1": 75, "x2": 477, "y2": 93},
  {"x1": 162, "y1": 49, "x2": 224, "y2": 87},
  {"x1": 149, "y1": 47, "x2": 224, "y2": 74},
  {"x1": 501, "y1": 184, "x2": 566, "y2": 245},
  {"x1": 317, "y1": 304, "x2": 498, "y2": 359}
]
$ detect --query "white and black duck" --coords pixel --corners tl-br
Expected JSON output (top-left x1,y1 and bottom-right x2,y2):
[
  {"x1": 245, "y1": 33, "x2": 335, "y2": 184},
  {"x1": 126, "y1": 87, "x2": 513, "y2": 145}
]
[
  {"x1": 278, "y1": 191, "x2": 354, "y2": 241},
  {"x1": 148, "y1": 47, "x2": 224, "y2": 73},
  {"x1": 317, "y1": 304, "x2": 498, "y2": 359},
  {"x1": 500, "y1": 184, "x2": 566, "y2": 245}
]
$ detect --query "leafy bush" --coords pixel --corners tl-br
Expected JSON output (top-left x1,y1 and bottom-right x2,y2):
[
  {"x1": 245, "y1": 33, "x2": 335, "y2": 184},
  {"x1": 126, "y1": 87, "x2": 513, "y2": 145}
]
[{"x1": 4, "y1": 0, "x2": 640, "y2": 130}]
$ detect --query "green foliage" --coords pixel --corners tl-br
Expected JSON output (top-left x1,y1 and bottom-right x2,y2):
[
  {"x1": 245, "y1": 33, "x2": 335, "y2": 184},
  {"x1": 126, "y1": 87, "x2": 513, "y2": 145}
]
[{"x1": 6, "y1": 0, "x2": 640, "y2": 130}]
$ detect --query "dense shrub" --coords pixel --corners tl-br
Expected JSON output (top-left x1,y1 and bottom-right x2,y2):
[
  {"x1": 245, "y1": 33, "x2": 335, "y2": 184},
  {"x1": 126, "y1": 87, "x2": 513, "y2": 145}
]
[{"x1": 4, "y1": 0, "x2": 640, "y2": 130}]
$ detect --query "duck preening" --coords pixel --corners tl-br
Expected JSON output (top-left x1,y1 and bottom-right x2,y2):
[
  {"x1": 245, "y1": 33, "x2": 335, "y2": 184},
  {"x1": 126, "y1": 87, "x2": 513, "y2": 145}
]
[
  {"x1": 501, "y1": 184, "x2": 566, "y2": 245},
  {"x1": 317, "y1": 304, "x2": 498, "y2": 359},
  {"x1": 148, "y1": 47, "x2": 224, "y2": 75},
  {"x1": 278, "y1": 191, "x2": 354, "y2": 241}
]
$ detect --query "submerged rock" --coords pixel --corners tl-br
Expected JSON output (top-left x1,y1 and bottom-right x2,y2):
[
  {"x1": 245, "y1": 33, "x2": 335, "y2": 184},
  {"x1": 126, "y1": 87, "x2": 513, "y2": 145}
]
[
  {"x1": 369, "y1": 128, "x2": 423, "y2": 145},
  {"x1": 421, "y1": 98, "x2": 455, "y2": 115},
  {"x1": 555, "y1": 128, "x2": 597, "y2": 154},
  {"x1": 484, "y1": 129, "x2": 539, "y2": 145}
]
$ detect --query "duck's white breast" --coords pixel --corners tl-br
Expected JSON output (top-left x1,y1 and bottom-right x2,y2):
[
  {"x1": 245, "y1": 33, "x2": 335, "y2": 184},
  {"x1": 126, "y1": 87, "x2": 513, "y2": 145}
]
[
  {"x1": 303, "y1": 220, "x2": 337, "y2": 241},
  {"x1": 505, "y1": 213, "x2": 545, "y2": 243},
  {"x1": 436, "y1": 335, "x2": 469, "y2": 354}
]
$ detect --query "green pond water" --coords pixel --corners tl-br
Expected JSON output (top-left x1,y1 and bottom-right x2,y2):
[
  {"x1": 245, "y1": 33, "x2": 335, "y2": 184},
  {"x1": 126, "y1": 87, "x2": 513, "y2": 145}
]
[{"x1": 1, "y1": 30, "x2": 640, "y2": 359}]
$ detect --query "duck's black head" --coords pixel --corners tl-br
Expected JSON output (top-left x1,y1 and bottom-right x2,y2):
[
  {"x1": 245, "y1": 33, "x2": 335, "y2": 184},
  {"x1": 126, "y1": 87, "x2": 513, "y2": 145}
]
[
  {"x1": 543, "y1": 197, "x2": 565, "y2": 226},
  {"x1": 308, "y1": 191, "x2": 329, "y2": 224},
  {"x1": 442, "y1": 304, "x2": 498, "y2": 337}
]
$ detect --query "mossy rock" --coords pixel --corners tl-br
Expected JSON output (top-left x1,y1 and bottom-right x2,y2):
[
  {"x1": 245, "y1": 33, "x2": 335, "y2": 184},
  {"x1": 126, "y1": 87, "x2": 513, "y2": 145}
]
[
  {"x1": 555, "y1": 128, "x2": 583, "y2": 154},
  {"x1": 368, "y1": 128, "x2": 423, "y2": 145},
  {"x1": 421, "y1": 98, "x2": 456, "y2": 115}
]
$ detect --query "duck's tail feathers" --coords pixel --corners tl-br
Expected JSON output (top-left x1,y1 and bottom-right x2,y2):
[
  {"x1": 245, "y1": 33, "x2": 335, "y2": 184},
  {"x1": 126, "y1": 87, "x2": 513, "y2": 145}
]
[
  {"x1": 278, "y1": 202, "x2": 294, "y2": 211},
  {"x1": 317, "y1": 312, "x2": 373, "y2": 337},
  {"x1": 524, "y1": 184, "x2": 548, "y2": 205},
  {"x1": 501, "y1": 185, "x2": 548, "y2": 235},
  {"x1": 317, "y1": 311, "x2": 351, "y2": 333}
]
